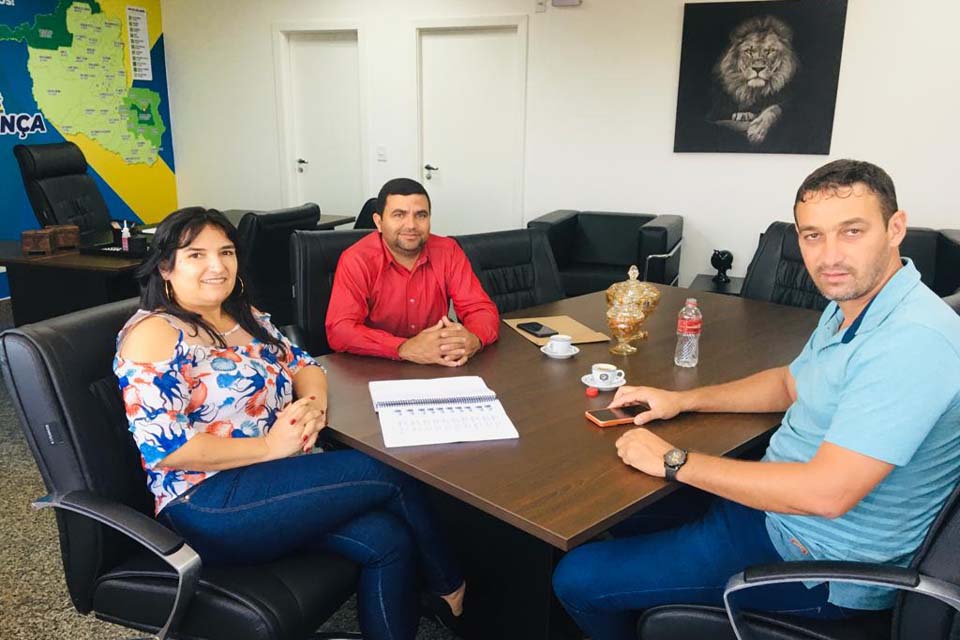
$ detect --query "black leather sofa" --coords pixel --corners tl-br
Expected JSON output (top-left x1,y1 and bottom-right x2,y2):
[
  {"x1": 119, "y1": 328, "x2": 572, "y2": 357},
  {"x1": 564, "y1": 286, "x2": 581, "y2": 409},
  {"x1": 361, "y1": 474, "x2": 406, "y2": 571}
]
[
  {"x1": 527, "y1": 210, "x2": 683, "y2": 296},
  {"x1": 742, "y1": 222, "x2": 960, "y2": 312}
]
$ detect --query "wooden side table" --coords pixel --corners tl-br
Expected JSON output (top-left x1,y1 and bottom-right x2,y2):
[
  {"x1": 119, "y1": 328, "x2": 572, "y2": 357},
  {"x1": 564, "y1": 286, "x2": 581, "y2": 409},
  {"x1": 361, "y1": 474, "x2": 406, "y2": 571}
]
[{"x1": 690, "y1": 273, "x2": 744, "y2": 296}]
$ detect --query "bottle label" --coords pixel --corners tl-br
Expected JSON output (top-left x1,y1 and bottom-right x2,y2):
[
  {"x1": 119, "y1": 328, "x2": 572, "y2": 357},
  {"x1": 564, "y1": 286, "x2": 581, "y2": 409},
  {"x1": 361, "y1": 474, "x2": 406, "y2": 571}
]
[{"x1": 677, "y1": 318, "x2": 702, "y2": 334}]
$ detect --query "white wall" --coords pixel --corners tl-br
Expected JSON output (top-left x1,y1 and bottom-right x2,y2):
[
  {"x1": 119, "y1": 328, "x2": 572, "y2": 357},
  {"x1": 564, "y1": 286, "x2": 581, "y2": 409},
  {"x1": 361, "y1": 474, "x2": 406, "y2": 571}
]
[{"x1": 161, "y1": 0, "x2": 960, "y2": 285}]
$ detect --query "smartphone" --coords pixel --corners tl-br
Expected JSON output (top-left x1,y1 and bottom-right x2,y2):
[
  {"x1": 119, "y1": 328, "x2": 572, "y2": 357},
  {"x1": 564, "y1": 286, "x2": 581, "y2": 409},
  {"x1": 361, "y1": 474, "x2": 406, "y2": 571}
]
[
  {"x1": 585, "y1": 404, "x2": 650, "y2": 428},
  {"x1": 517, "y1": 321, "x2": 558, "y2": 338}
]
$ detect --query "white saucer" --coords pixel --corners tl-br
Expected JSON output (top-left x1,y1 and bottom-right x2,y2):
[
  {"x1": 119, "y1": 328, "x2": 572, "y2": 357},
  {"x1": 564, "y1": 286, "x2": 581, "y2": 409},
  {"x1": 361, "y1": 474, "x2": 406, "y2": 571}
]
[
  {"x1": 581, "y1": 374, "x2": 626, "y2": 391},
  {"x1": 541, "y1": 344, "x2": 580, "y2": 359}
]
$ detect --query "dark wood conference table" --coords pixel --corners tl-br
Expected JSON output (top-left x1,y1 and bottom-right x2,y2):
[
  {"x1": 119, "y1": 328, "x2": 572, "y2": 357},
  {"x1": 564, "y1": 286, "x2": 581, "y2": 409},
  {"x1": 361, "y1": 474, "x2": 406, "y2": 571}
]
[{"x1": 318, "y1": 286, "x2": 821, "y2": 639}]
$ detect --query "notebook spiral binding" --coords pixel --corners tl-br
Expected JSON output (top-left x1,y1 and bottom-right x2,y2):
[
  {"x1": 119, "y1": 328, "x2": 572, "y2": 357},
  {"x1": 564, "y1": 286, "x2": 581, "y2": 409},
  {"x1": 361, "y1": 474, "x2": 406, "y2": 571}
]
[{"x1": 376, "y1": 394, "x2": 497, "y2": 409}]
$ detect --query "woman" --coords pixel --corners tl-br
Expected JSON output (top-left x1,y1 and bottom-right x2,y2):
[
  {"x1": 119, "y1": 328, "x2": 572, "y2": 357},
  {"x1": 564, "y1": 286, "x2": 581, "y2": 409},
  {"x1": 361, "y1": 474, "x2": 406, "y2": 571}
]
[{"x1": 114, "y1": 207, "x2": 464, "y2": 639}]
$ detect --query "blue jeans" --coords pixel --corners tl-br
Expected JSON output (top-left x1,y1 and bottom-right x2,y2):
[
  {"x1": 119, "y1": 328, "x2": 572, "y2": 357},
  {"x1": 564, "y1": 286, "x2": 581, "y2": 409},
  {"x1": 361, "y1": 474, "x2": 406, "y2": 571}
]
[
  {"x1": 159, "y1": 449, "x2": 462, "y2": 640},
  {"x1": 553, "y1": 497, "x2": 854, "y2": 640}
]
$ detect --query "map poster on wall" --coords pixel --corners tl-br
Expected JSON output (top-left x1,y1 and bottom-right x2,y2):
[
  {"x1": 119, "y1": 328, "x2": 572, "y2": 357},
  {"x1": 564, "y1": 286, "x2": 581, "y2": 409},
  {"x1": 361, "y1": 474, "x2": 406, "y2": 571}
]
[{"x1": 0, "y1": 0, "x2": 177, "y2": 297}]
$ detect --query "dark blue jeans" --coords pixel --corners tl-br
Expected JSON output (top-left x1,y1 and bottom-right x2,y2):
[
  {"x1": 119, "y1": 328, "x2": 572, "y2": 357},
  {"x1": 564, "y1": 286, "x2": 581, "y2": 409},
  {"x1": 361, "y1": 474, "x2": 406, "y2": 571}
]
[
  {"x1": 553, "y1": 497, "x2": 854, "y2": 640},
  {"x1": 159, "y1": 449, "x2": 462, "y2": 640}
]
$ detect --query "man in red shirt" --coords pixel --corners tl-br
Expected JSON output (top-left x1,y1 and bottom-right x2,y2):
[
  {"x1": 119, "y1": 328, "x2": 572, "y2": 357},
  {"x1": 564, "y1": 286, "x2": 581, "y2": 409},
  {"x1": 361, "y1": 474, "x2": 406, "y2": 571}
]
[{"x1": 326, "y1": 178, "x2": 499, "y2": 365}]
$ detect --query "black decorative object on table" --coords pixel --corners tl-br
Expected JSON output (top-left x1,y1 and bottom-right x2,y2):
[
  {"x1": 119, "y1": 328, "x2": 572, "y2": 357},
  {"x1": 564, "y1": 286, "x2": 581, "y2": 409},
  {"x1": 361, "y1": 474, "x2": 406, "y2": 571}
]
[{"x1": 711, "y1": 249, "x2": 733, "y2": 284}]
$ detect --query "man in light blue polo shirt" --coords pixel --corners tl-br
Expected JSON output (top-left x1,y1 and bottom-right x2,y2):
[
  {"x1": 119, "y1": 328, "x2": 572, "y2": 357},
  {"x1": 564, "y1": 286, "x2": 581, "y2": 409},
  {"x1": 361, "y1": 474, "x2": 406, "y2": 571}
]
[{"x1": 553, "y1": 159, "x2": 960, "y2": 640}]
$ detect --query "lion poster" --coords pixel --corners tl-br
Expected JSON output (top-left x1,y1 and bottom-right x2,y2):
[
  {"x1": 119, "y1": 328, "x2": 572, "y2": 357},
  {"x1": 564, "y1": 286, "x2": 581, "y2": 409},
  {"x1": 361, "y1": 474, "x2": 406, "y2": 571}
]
[{"x1": 673, "y1": 0, "x2": 847, "y2": 154}]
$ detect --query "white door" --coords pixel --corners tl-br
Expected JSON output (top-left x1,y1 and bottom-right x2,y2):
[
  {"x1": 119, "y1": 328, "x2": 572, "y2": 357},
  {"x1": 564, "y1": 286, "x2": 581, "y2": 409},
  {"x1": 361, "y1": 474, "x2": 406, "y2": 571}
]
[
  {"x1": 289, "y1": 31, "x2": 363, "y2": 215},
  {"x1": 419, "y1": 25, "x2": 526, "y2": 236}
]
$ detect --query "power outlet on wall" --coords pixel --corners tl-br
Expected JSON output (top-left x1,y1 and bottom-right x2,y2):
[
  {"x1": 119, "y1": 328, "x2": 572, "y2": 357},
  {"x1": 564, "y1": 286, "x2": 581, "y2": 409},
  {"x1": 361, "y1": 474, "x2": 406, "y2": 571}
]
[{"x1": 535, "y1": 0, "x2": 546, "y2": 13}]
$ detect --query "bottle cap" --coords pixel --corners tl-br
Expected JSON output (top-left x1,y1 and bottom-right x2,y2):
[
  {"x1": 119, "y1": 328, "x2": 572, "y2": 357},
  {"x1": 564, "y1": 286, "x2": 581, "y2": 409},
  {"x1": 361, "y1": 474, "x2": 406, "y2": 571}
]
[{"x1": 685, "y1": 298, "x2": 698, "y2": 306}]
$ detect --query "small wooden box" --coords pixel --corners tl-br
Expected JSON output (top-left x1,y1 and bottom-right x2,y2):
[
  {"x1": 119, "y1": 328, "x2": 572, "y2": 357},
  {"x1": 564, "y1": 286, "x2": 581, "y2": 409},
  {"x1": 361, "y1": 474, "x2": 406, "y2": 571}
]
[
  {"x1": 45, "y1": 224, "x2": 80, "y2": 251},
  {"x1": 21, "y1": 229, "x2": 55, "y2": 255}
]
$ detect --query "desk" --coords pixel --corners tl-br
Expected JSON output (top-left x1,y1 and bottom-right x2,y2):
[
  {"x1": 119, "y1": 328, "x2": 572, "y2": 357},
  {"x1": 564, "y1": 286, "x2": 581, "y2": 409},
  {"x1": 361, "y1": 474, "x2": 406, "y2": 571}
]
[
  {"x1": 0, "y1": 242, "x2": 140, "y2": 326},
  {"x1": 319, "y1": 287, "x2": 820, "y2": 638},
  {"x1": 220, "y1": 210, "x2": 356, "y2": 230}
]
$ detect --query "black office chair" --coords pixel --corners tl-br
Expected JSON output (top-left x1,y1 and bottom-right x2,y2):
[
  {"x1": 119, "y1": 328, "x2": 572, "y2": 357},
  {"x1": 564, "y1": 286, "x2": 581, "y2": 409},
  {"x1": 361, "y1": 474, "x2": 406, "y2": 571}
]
[
  {"x1": 236, "y1": 204, "x2": 321, "y2": 327},
  {"x1": 527, "y1": 210, "x2": 683, "y2": 296},
  {"x1": 454, "y1": 227, "x2": 565, "y2": 314},
  {"x1": 0, "y1": 299, "x2": 360, "y2": 640},
  {"x1": 13, "y1": 141, "x2": 113, "y2": 236},
  {"x1": 741, "y1": 222, "x2": 960, "y2": 311},
  {"x1": 354, "y1": 198, "x2": 378, "y2": 230},
  {"x1": 637, "y1": 479, "x2": 960, "y2": 640},
  {"x1": 290, "y1": 229, "x2": 371, "y2": 356}
]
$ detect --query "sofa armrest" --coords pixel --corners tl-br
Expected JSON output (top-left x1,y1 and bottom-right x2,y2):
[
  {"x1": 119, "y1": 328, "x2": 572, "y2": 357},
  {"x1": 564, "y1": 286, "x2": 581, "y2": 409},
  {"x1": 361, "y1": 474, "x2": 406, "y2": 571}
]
[
  {"x1": 639, "y1": 215, "x2": 683, "y2": 285},
  {"x1": 35, "y1": 491, "x2": 201, "y2": 640},
  {"x1": 935, "y1": 230, "x2": 960, "y2": 297},
  {"x1": 527, "y1": 210, "x2": 579, "y2": 268}
]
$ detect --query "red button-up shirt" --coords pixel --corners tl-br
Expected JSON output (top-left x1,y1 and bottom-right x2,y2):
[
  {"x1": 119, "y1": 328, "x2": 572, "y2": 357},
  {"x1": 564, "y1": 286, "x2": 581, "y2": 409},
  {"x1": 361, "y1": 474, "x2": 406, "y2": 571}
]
[{"x1": 326, "y1": 232, "x2": 500, "y2": 359}]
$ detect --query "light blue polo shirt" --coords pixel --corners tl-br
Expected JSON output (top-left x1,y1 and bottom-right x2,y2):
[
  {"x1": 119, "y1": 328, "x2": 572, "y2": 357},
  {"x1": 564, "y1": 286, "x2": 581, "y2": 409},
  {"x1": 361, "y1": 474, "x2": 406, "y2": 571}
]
[{"x1": 763, "y1": 259, "x2": 960, "y2": 610}]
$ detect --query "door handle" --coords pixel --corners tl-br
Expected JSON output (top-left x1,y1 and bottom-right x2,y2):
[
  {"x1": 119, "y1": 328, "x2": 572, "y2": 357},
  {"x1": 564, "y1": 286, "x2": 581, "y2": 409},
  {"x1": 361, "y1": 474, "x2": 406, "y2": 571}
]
[
  {"x1": 424, "y1": 164, "x2": 439, "y2": 180},
  {"x1": 297, "y1": 158, "x2": 308, "y2": 173}
]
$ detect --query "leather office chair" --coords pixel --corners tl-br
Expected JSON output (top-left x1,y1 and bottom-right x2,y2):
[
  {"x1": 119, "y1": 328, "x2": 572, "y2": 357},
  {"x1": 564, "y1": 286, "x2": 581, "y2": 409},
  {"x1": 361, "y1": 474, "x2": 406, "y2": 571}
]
[
  {"x1": 354, "y1": 198, "x2": 378, "y2": 230},
  {"x1": 741, "y1": 222, "x2": 960, "y2": 311},
  {"x1": 454, "y1": 227, "x2": 565, "y2": 314},
  {"x1": 13, "y1": 141, "x2": 113, "y2": 235},
  {"x1": 637, "y1": 479, "x2": 960, "y2": 640},
  {"x1": 527, "y1": 210, "x2": 683, "y2": 296},
  {"x1": 290, "y1": 229, "x2": 371, "y2": 356},
  {"x1": 0, "y1": 299, "x2": 360, "y2": 640},
  {"x1": 236, "y1": 204, "x2": 321, "y2": 327}
]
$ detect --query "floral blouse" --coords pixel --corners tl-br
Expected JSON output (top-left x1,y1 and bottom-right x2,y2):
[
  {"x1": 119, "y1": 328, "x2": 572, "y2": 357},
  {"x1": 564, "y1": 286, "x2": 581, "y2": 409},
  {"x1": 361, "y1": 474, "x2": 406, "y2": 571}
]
[{"x1": 114, "y1": 310, "x2": 319, "y2": 514}]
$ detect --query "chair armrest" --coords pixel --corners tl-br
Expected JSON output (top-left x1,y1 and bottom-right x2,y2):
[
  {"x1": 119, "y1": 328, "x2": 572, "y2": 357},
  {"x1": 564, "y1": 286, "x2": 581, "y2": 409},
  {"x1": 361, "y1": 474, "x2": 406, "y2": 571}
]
[
  {"x1": 639, "y1": 215, "x2": 683, "y2": 285},
  {"x1": 35, "y1": 491, "x2": 201, "y2": 640},
  {"x1": 527, "y1": 210, "x2": 579, "y2": 267},
  {"x1": 722, "y1": 560, "x2": 960, "y2": 640},
  {"x1": 741, "y1": 560, "x2": 919, "y2": 589}
]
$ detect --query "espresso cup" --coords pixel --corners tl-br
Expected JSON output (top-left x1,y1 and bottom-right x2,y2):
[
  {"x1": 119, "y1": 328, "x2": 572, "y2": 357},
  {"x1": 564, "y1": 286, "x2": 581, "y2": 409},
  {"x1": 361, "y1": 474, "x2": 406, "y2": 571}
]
[
  {"x1": 591, "y1": 363, "x2": 625, "y2": 384},
  {"x1": 546, "y1": 334, "x2": 574, "y2": 354}
]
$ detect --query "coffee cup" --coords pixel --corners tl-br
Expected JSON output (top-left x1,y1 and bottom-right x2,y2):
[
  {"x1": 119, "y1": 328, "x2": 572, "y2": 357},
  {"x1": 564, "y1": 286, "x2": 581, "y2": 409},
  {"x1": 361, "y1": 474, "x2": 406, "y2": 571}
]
[
  {"x1": 591, "y1": 363, "x2": 625, "y2": 384},
  {"x1": 546, "y1": 334, "x2": 574, "y2": 355}
]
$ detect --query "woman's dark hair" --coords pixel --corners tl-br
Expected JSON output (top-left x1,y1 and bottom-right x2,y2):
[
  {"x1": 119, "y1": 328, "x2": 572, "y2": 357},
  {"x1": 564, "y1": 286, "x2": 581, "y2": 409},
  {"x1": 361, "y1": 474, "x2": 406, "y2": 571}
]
[{"x1": 136, "y1": 207, "x2": 286, "y2": 354}]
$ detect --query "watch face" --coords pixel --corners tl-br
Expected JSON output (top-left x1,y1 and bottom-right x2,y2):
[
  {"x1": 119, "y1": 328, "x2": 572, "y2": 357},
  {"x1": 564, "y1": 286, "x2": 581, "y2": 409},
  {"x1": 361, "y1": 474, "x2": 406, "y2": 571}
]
[{"x1": 665, "y1": 449, "x2": 686, "y2": 466}]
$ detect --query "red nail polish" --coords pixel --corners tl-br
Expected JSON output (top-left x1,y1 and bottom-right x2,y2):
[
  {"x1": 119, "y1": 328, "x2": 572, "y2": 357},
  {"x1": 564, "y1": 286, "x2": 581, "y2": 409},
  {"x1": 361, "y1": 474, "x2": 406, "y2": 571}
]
[
  {"x1": 290, "y1": 419, "x2": 296, "y2": 424},
  {"x1": 310, "y1": 395, "x2": 316, "y2": 400}
]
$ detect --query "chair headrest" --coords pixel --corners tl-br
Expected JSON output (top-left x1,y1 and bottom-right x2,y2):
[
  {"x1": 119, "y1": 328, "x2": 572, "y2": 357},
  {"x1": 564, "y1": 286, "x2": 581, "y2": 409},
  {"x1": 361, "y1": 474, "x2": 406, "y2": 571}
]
[{"x1": 13, "y1": 142, "x2": 88, "y2": 180}]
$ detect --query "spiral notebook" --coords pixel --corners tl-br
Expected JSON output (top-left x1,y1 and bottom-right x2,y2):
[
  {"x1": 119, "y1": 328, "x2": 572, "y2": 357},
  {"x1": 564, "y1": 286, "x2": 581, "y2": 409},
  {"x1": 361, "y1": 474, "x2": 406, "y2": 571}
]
[{"x1": 369, "y1": 376, "x2": 519, "y2": 448}]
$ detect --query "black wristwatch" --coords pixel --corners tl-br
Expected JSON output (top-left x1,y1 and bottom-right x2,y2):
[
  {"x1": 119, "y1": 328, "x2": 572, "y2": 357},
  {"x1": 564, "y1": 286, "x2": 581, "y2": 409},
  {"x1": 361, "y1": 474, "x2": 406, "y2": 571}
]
[{"x1": 663, "y1": 448, "x2": 688, "y2": 482}]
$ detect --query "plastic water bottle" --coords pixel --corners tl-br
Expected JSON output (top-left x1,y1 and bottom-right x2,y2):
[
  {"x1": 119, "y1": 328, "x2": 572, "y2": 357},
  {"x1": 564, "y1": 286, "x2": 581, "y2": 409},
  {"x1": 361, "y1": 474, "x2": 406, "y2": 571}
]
[
  {"x1": 674, "y1": 298, "x2": 702, "y2": 368},
  {"x1": 121, "y1": 220, "x2": 131, "y2": 252}
]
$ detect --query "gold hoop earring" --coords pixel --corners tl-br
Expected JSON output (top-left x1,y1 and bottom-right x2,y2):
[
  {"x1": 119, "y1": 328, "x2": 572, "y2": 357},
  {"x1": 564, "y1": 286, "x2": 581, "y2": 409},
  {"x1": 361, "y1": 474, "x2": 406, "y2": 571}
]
[{"x1": 164, "y1": 280, "x2": 174, "y2": 301}]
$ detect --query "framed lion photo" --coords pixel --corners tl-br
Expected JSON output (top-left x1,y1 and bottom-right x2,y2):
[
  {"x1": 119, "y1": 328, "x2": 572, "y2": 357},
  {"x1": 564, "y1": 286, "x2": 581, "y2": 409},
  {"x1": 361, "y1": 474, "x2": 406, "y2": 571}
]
[{"x1": 673, "y1": 0, "x2": 848, "y2": 155}]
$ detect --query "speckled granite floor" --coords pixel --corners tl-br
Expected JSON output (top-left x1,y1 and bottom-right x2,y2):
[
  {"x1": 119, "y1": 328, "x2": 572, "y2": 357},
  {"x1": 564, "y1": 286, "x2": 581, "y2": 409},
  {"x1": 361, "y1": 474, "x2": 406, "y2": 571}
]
[{"x1": 0, "y1": 380, "x2": 455, "y2": 639}]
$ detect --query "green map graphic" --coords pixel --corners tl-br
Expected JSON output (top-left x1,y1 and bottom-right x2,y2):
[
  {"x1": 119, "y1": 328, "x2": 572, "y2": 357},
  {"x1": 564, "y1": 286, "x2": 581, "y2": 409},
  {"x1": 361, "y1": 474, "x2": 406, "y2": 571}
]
[{"x1": 0, "y1": 0, "x2": 166, "y2": 165}]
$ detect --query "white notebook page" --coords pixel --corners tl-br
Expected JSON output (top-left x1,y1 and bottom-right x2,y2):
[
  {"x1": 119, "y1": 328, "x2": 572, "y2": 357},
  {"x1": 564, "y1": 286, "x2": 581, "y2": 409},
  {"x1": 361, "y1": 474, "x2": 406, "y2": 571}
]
[{"x1": 368, "y1": 376, "x2": 518, "y2": 447}]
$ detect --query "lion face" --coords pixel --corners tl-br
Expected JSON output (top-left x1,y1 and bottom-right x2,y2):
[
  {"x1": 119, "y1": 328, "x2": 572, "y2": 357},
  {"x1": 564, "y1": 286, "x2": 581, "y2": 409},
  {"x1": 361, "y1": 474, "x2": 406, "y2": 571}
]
[{"x1": 715, "y1": 16, "x2": 798, "y2": 108}]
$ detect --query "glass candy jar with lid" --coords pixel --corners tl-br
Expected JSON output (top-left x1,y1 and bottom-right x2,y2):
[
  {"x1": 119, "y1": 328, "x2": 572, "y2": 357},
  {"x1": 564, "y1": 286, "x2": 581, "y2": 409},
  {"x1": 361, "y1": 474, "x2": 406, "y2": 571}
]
[
  {"x1": 605, "y1": 265, "x2": 661, "y2": 314},
  {"x1": 604, "y1": 265, "x2": 660, "y2": 354}
]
